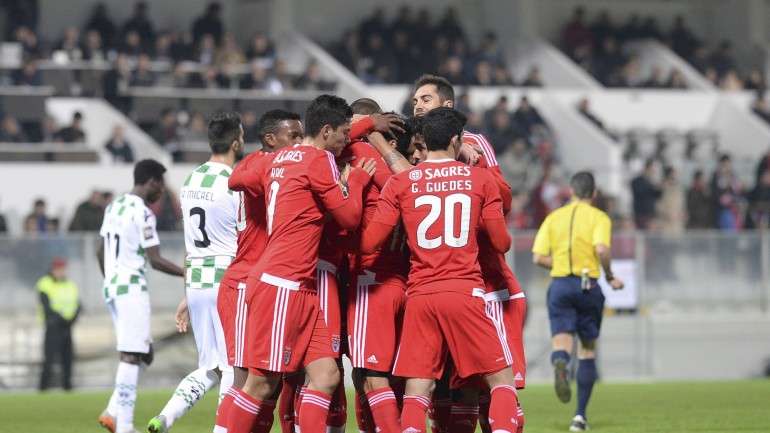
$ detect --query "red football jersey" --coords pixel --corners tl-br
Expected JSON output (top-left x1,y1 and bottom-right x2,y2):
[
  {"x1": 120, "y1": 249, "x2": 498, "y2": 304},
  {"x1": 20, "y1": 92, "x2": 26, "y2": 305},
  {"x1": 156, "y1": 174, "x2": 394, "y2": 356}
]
[
  {"x1": 372, "y1": 159, "x2": 504, "y2": 295},
  {"x1": 463, "y1": 130, "x2": 498, "y2": 167},
  {"x1": 251, "y1": 145, "x2": 365, "y2": 290},
  {"x1": 222, "y1": 152, "x2": 270, "y2": 286}
]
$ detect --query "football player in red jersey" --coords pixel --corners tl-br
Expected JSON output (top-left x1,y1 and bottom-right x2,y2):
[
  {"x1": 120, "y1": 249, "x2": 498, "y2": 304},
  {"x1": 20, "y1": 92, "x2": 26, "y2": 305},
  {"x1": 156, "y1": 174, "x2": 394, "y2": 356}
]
[
  {"x1": 360, "y1": 108, "x2": 520, "y2": 433},
  {"x1": 225, "y1": 95, "x2": 375, "y2": 433},
  {"x1": 214, "y1": 109, "x2": 303, "y2": 433}
]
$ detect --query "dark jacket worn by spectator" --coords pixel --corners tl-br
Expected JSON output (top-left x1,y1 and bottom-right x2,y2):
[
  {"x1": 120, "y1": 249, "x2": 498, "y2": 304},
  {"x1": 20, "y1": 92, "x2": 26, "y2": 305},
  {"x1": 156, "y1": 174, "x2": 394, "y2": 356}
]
[
  {"x1": 686, "y1": 171, "x2": 713, "y2": 229},
  {"x1": 631, "y1": 162, "x2": 662, "y2": 229},
  {"x1": 68, "y1": 192, "x2": 104, "y2": 231},
  {"x1": 192, "y1": 3, "x2": 223, "y2": 45}
]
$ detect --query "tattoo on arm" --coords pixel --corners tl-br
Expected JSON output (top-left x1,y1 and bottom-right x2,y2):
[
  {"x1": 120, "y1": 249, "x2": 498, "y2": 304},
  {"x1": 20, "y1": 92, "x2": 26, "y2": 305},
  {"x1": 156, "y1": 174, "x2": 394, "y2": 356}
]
[{"x1": 384, "y1": 151, "x2": 407, "y2": 168}]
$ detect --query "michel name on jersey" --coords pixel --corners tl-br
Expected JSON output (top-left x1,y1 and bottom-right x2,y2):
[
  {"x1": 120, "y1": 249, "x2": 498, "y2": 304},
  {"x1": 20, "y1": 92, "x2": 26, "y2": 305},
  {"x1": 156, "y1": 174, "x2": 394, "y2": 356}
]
[{"x1": 181, "y1": 189, "x2": 216, "y2": 202}]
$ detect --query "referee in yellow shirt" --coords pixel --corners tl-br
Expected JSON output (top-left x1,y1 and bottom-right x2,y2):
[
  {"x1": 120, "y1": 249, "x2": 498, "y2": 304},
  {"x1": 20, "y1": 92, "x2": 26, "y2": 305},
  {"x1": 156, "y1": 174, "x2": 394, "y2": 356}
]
[{"x1": 532, "y1": 171, "x2": 623, "y2": 432}]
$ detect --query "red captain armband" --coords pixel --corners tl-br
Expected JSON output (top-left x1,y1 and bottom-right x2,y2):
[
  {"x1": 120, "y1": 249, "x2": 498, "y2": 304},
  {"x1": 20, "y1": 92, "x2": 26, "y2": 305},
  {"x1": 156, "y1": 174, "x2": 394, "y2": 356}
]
[{"x1": 349, "y1": 116, "x2": 375, "y2": 142}]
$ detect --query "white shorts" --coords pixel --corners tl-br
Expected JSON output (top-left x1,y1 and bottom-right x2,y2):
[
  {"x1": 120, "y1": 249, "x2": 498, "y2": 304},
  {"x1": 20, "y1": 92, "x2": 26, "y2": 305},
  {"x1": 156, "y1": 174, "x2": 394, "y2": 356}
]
[
  {"x1": 107, "y1": 292, "x2": 152, "y2": 354},
  {"x1": 187, "y1": 287, "x2": 228, "y2": 370}
]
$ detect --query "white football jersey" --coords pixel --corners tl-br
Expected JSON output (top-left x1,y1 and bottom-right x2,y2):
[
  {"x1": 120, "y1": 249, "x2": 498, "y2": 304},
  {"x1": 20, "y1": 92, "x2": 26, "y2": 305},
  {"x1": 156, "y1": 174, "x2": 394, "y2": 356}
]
[
  {"x1": 99, "y1": 193, "x2": 160, "y2": 293},
  {"x1": 180, "y1": 161, "x2": 239, "y2": 259}
]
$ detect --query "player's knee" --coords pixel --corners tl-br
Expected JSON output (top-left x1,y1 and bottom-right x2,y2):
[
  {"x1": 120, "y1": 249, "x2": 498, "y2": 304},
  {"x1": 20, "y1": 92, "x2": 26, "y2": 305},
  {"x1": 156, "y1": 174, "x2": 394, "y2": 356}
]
[
  {"x1": 309, "y1": 362, "x2": 340, "y2": 394},
  {"x1": 362, "y1": 370, "x2": 389, "y2": 393},
  {"x1": 578, "y1": 338, "x2": 597, "y2": 359},
  {"x1": 484, "y1": 366, "x2": 515, "y2": 389}
]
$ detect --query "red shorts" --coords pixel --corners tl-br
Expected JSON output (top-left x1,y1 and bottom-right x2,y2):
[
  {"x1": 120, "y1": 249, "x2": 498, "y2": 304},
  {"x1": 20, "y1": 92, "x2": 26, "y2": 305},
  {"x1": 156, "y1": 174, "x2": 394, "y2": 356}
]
[
  {"x1": 347, "y1": 270, "x2": 406, "y2": 372},
  {"x1": 392, "y1": 290, "x2": 511, "y2": 381},
  {"x1": 449, "y1": 291, "x2": 527, "y2": 389},
  {"x1": 245, "y1": 277, "x2": 335, "y2": 373},
  {"x1": 217, "y1": 279, "x2": 249, "y2": 368},
  {"x1": 317, "y1": 261, "x2": 343, "y2": 358}
]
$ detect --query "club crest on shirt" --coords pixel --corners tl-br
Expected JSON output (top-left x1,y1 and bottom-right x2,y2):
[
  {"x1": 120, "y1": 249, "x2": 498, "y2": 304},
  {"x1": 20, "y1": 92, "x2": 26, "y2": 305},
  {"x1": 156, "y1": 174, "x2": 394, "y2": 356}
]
[
  {"x1": 331, "y1": 335, "x2": 340, "y2": 353},
  {"x1": 409, "y1": 170, "x2": 422, "y2": 181},
  {"x1": 339, "y1": 183, "x2": 349, "y2": 198},
  {"x1": 283, "y1": 347, "x2": 292, "y2": 365}
]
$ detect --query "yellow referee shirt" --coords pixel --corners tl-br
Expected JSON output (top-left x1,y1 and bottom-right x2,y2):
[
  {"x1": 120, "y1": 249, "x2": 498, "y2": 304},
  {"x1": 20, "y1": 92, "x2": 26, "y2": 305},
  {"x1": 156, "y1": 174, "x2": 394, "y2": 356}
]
[{"x1": 532, "y1": 200, "x2": 612, "y2": 278}]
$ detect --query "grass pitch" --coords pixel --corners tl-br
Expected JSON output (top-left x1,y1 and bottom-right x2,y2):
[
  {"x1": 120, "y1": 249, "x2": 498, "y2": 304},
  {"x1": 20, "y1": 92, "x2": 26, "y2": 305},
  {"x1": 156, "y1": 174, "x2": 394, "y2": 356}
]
[{"x1": 2, "y1": 380, "x2": 769, "y2": 432}]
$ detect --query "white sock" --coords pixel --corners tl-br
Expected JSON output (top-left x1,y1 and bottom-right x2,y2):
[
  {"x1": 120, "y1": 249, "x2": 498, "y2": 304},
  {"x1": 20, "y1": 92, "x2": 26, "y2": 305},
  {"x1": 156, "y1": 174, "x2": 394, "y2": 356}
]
[
  {"x1": 106, "y1": 387, "x2": 119, "y2": 416},
  {"x1": 218, "y1": 367, "x2": 234, "y2": 405},
  {"x1": 159, "y1": 368, "x2": 218, "y2": 428},
  {"x1": 114, "y1": 362, "x2": 140, "y2": 433}
]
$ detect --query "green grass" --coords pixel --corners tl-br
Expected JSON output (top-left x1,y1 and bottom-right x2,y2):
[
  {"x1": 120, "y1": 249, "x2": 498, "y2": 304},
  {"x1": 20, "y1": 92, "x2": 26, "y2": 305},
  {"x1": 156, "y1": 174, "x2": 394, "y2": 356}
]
[{"x1": 2, "y1": 380, "x2": 769, "y2": 432}]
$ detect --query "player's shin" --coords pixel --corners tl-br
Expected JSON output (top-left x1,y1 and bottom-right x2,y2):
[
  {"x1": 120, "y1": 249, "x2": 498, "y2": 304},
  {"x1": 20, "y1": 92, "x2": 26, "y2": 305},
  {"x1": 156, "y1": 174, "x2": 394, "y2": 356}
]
[
  {"x1": 327, "y1": 380, "x2": 347, "y2": 433},
  {"x1": 488, "y1": 385, "x2": 519, "y2": 433},
  {"x1": 298, "y1": 389, "x2": 333, "y2": 433},
  {"x1": 226, "y1": 389, "x2": 262, "y2": 433},
  {"x1": 366, "y1": 386, "x2": 401, "y2": 433},
  {"x1": 159, "y1": 368, "x2": 218, "y2": 428},
  {"x1": 401, "y1": 395, "x2": 432, "y2": 433},
  {"x1": 114, "y1": 361, "x2": 140, "y2": 433},
  {"x1": 448, "y1": 402, "x2": 479, "y2": 433}
]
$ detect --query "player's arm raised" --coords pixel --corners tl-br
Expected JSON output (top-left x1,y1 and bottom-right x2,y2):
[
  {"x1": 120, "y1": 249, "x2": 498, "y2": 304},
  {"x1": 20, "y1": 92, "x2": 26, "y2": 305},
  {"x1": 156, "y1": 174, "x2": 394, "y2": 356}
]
[
  {"x1": 228, "y1": 152, "x2": 265, "y2": 197},
  {"x1": 478, "y1": 175, "x2": 511, "y2": 253},
  {"x1": 368, "y1": 131, "x2": 413, "y2": 174},
  {"x1": 360, "y1": 177, "x2": 401, "y2": 254}
]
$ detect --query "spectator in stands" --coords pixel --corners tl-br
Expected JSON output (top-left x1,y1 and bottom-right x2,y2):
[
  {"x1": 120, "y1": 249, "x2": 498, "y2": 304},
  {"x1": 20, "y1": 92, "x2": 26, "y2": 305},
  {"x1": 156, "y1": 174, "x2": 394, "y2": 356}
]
[
  {"x1": 0, "y1": 115, "x2": 29, "y2": 142},
  {"x1": 180, "y1": 112, "x2": 208, "y2": 143},
  {"x1": 41, "y1": 116, "x2": 58, "y2": 142},
  {"x1": 746, "y1": 168, "x2": 770, "y2": 229},
  {"x1": 744, "y1": 69, "x2": 766, "y2": 92},
  {"x1": 689, "y1": 45, "x2": 710, "y2": 73},
  {"x1": 12, "y1": 60, "x2": 42, "y2": 86},
  {"x1": 710, "y1": 40, "x2": 737, "y2": 78},
  {"x1": 561, "y1": 7, "x2": 591, "y2": 58},
  {"x1": 529, "y1": 163, "x2": 567, "y2": 228},
  {"x1": 104, "y1": 125, "x2": 134, "y2": 163},
  {"x1": 195, "y1": 33, "x2": 217, "y2": 65},
  {"x1": 666, "y1": 68, "x2": 687, "y2": 89},
  {"x1": 521, "y1": 66, "x2": 544, "y2": 87},
  {"x1": 470, "y1": 60, "x2": 494, "y2": 86},
  {"x1": 102, "y1": 54, "x2": 132, "y2": 113},
  {"x1": 239, "y1": 62, "x2": 269, "y2": 90},
  {"x1": 492, "y1": 64, "x2": 515, "y2": 86},
  {"x1": 85, "y1": 2, "x2": 117, "y2": 49},
  {"x1": 192, "y1": 2, "x2": 224, "y2": 46},
  {"x1": 686, "y1": 170, "x2": 713, "y2": 229},
  {"x1": 359, "y1": 7, "x2": 388, "y2": 42},
  {"x1": 657, "y1": 166, "x2": 685, "y2": 234},
  {"x1": 333, "y1": 30, "x2": 362, "y2": 75},
  {"x1": 129, "y1": 54, "x2": 156, "y2": 87},
  {"x1": 438, "y1": 56, "x2": 466, "y2": 86},
  {"x1": 589, "y1": 10, "x2": 614, "y2": 49},
  {"x1": 216, "y1": 32, "x2": 245, "y2": 67},
  {"x1": 483, "y1": 95, "x2": 508, "y2": 127},
  {"x1": 13, "y1": 26, "x2": 41, "y2": 59},
  {"x1": 271, "y1": 59, "x2": 293, "y2": 92},
  {"x1": 149, "y1": 188, "x2": 182, "y2": 230},
  {"x1": 498, "y1": 138, "x2": 533, "y2": 193},
  {"x1": 293, "y1": 60, "x2": 336, "y2": 91},
  {"x1": 508, "y1": 190, "x2": 531, "y2": 230},
  {"x1": 711, "y1": 153, "x2": 743, "y2": 230},
  {"x1": 720, "y1": 70, "x2": 743, "y2": 91},
  {"x1": 24, "y1": 198, "x2": 52, "y2": 235},
  {"x1": 476, "y1": 31, "x2": 505, "y2": 68},
  {"x1": 485, "y1": 110, "x2": 518, "y2": 155},
  {"x1": 55, "y1": 27, "x2": 82, "y2": 61},
  {"x1": 757, "y1": 149, "x2": 770, "y2": 185},
  {"x1": 169, "y1": 31, "x2": 195, "y2": 62},
  {"x1": 392, "y1": 29, "x2": 420, "y2": 82},
  {"x1": 631, "y1": 159, "x2": 662, "y2": 230},
  {"x1": 618, "y1": 14, "x2": 643, "y2": 42},
  {"x1": 68, "y1": 190, "x2": 105, "y2": 231},
  {"x1": 152, "y1": 108, "x2": 181, "y2": 160},
  {"x1": 122, "y1": 1, "x2": 155, "y2": 50},
  {"x1": 246, "y1": 33, "x2": 276, "y2": 66},
  {"x1": 0, "y1": 200, "x2": 7, "y2": 234},
  {"x1": 54, "y1": 112, "x2": 86, "y2": 143},
  {"x1": 120, "y1": 30, "x2": 143, "y2": 60},
  {"x1": 360, "y1": 33, "x2": 398, "y2": 84},
  {"x1": 641, "y1": 66, "x2": 667, "y2": 88},
  {"x1": 435, "y1": 6, "x2": 465, "y2": 43},
  {"x1": 669, "y1": 15, "x2": 698, "y2": 60},
  {"x1": 166, "y1": 62, "x2": 189, "y2": 87},
  {"x1": 82, "y1": 30, "x2": 106, "y2": 62},
  {"x1": 512, "y1": 96, "x2": 547, "y2": 141},
  {"x1": 154, "y1": 32, "x2": 173, "y2": 62},
  {"x1": 594, "y1": 37, "x2": 627, "y2": 85},
  {"x1": 640, "y1": 17, "x2": 662, "y2": 40}
]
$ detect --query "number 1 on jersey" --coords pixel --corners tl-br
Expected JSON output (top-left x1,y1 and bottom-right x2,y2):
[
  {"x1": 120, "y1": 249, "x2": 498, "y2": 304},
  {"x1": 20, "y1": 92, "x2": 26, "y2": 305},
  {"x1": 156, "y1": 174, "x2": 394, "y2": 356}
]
[{"x1": 267, "y1": 181, "x2": 280, "y2": 235}]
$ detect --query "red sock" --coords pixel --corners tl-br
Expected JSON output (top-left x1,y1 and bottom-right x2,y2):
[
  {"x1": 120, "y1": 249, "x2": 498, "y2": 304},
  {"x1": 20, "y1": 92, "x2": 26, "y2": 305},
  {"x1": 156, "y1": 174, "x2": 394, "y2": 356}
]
[
  {"x1": 449, "y1": 404, "x2": 479, "y2": 433},
  {"x1": 355, "y1": 390, "x2": 376, "y2": 433},
  {"x1": 478, "y1": 392, "x2": 492, "y2": 433},
  {"x1": 327, "y1": 382, "x2": 347, "y2": 432},
  {"x1": 428, "y1": 398, "x2": 451, "y2": 433},
  {"x1": 251, "y1": 400, "x2": 276, "y2": 433},
  {"x1": 489, "y1": 385, "x2": 519, "y2": 433},
  {"x1": 298, "y1": 389, "x2": 332, "y2": 433},
  {"x1": 294, "y1": 385, "x2": 307, "y2": 427},
  {"x1": 366, "y1": 387, "x2": 401, "y2": 433},
  {"x1": 516, "y1": 401, "x2": 525, "y2": 433},
  {"x1": 215, "y1": 387, "x2": 237, "y2": 432},
  {"x1": 278, "y1": 376, "x2": 301, "y2": 433},
  {"x1": 227, "y1": 389, "x2": 262, "y2": 433},
  {"x1": 401, "y1": 395, "x2": 431, "y2": 433}
]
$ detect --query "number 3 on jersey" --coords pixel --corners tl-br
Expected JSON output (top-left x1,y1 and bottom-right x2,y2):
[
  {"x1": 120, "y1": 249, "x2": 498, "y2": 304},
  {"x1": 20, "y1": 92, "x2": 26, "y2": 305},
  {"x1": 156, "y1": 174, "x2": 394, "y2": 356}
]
[
  {"x1": 189, "y1": 207, "x2": 211, "y2": 248},
  {"x1": 267, "y1": 181, "x2": 280, "y2": 235},
  {"x1": 415, "y1": 193, "x2": 471, "y2": 249}
]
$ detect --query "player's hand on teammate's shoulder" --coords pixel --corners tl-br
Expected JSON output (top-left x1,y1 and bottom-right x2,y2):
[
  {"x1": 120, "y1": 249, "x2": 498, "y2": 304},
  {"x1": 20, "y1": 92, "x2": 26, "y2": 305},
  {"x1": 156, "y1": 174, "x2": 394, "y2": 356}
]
[
  {"x1": 356, "y1": 157, "x2": 377, "y2": 177},
  {"x1": 371, "y1": 113, "x2": 405, "y2": 134},
  {"x1": 174, "y1": 298, "x2": 189, "y2": 333},
  {"x1": 458, "y1": 142, "x2": 481, "y2": 166}
]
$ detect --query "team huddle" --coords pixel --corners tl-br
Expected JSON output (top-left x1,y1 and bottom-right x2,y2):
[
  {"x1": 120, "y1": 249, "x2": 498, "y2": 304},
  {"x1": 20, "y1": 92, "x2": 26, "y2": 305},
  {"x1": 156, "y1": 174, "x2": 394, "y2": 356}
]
[{"x1": 96, "y1": 74, "x2": 528, "y2": 433}]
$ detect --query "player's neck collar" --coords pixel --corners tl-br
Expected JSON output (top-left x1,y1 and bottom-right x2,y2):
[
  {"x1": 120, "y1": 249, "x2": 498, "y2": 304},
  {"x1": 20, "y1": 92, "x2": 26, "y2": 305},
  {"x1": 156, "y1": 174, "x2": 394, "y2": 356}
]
[{"x1": 423, "y1": 158, "x2": 455, "y2": 163}]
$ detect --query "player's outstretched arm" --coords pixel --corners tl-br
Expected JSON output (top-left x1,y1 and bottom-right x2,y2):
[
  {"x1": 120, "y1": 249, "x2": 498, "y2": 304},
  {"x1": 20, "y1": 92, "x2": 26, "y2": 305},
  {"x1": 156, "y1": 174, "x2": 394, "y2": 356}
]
[
  {"x1": 367, "y1": 131, "x2": 412, "y2": 174},
  {"x1": 145, "y1": 246, "x2": 184, "y2": 277},
  {"x1": 481, "y1": 217, "x2": 511, "y2": 253},
  {"x1": 360, "y1": 220, "x2": 395, "y2": 254}
]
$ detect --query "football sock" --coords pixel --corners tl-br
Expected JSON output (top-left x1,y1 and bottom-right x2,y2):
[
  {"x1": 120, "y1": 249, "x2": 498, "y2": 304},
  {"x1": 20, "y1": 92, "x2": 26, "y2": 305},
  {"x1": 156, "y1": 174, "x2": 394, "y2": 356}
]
[
  {"x1": 214, "y1": 388, "x2": 237, "y2": 433},
  {"x1": 478, "y1": 392, "x2": 491, "y2": 433},
  {"x1": 448, "y1": 403, "x2": 479, "y2": 433},
  {"x1": 428, "y1": 397, "x2": 451, "y2": 433},
  {"x1": 298, "y1": 389, "x2": 332, "y2": 433},
  {"x1": 516, "y1": 401, "x2": 526, "y2": 433},
  {"x1": 219, "y1": 368, "x2": 234, "y2": 404},
  {"x1": 294, "y1": 385, "x2": 308, "y2": 428},
  {"x1": 489, "y1": 385, "x2": 520, "y2": 433},
  {"x1": 226, "y1": 389, "x2": 261, "y2": 433},
  {"x1": 366, "y1": 387, "x2": 401, "y2": 433},
  {"x1": 401, "y1": 395, "x2": 431, "y2": 433},
  {"x1": 551, "y1": 350, "x2": 571, "y2": 366},
  {"x1": 327, "y1": 382, "x2": 347, "y2": 432},
  {"x1": 252, "y1": 399, "x2": 276, "y2": 433},
  {"x1": 576, "y1": 358, "x2": 598, "y2": 419},
  {"x1": 278, "y1": 376, "x2": 300, "y2": 433},
  {"x1": 159, "y1": 368, "x2": 218, "y2": 428},
  {"x1": 355, "y1": 390, "x2": 376, "y2": 433},
  {"x1": 114, "y1": 361, "x2": 139, "y2": 433}
]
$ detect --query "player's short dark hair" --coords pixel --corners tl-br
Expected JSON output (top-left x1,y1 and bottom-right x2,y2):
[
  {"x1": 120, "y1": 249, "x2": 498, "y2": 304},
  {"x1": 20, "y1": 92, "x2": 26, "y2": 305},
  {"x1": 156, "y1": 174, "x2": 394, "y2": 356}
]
[
  {"x1": 420, "y1": 107, "x2": 466, "y2": 151},
  {"x1": 414, "y1": 74, "x2": 455, "y2": 104},
  {"x1": 350, "y1": 98, "x2": 382, "y2": 115},
  {"x1": 382, "y1": 113, "x2": 416, "y2": 157},
  {"x1": 134, "y1": 159, "x2": 167, "y2": 185},
  {"x1": 208, "y1": 111, "x2": 242, "y2": 154},
  {"x1": 305, "y1": 94, "x2": 352, "y2": 137},
  {"x1": 257, "y1": 109, "x2": 301, "y2": 141},
  {"x1": 570, "y1": 171, "x2": 596, "y2": 199}
]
